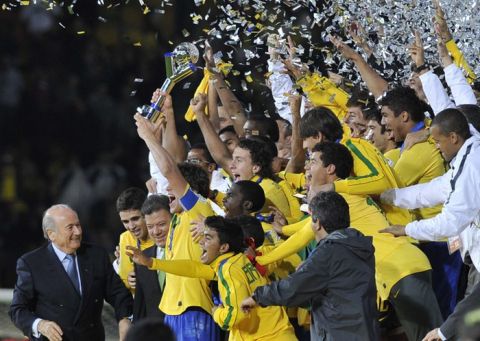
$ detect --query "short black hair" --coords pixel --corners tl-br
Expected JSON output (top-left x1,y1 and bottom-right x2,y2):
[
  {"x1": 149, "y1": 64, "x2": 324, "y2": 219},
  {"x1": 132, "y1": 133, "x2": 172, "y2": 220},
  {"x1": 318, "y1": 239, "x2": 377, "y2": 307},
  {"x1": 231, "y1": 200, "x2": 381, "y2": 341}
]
[
  {"x1": 204, "y1": 216, "x2": 246, "y2": 254},
  {"x1": 218, "y1": 125, "x2": 237, "y2": 136},
  {"x1": 432, "y1": 108, "x2": 472, "y2": 140},
  {"x1": 245, "y1": 114, "x2": 280, "y2": 142},
  {"x1": 178, "y1": 162, "x2": 210, "y2": 198},
  {"x1": 116, "y1": 187, "x2": 147, "y2": 212},
  {"x1": 229, "y1": 215, "x2": 265, "y2": 248},
  {"x1": 309, "y1": 191, "x2": 350, "y2": 233},
  {"x1": 141, "y1": 194, "x2": 171, "y2": 216},
  {"x1": 312, "y1": 142, "x2": 353, "y2": 179},
  {"x1": 247, "y1": 135, "x2": 278, "y2": 159},
  {"x1": 346, "y1": 87, "x2": 375, "y2": 111},
  {"x1": 378, "y1": 86, "x2": 426, "y2": 123},
  {"x1": 300, "y1": 107, "x2": 344, "y2": 142},
  {"x1": 126, "y1": 318, "x2": 175, "y2": 341},
  {"x1": 190, "y1": 142, "x2": 215, "y2": 164},
  {"x1": 234, "y1": 180, "x2": 265, "y2": 213},
  {"x1": 238, "y1": 138, "x2": 275, "y2": 180},
  {"x1": 457, "y1": 104, "x2": 480, "y2": 133}
]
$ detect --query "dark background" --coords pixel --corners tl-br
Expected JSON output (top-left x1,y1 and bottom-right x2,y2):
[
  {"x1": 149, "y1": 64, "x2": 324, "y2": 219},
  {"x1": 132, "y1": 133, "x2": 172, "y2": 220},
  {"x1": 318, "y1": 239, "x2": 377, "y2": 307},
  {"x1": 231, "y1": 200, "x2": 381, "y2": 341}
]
[{"x1": 0, "y1": 0, "x2": 323, "y2": 287}]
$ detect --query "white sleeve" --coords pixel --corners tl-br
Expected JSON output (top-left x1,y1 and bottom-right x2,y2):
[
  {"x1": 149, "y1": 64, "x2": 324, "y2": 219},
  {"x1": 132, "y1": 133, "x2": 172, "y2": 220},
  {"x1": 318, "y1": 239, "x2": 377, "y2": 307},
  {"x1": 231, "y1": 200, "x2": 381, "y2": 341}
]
[
  {"x1": 32, "y1": 318, "x2": 42, "y2": 338},
  {"x1": 444, "y1": 64, "x2": 477, "y2": 106},
  {"x1": 419, "y1": 70, "x2": 455, "y2": 115},
  {"x1": 148, "y1": 152, "x2": 169, "y2": 195},
  {"x1": 268, "y1": 59, "x2": 294, "y2": 123},
  {"x1": 392, "y1": 172, "x2": 451, "y2": 209},
  {"x1": 405, "y1": 164, "x2": 480, "y2": 241}
]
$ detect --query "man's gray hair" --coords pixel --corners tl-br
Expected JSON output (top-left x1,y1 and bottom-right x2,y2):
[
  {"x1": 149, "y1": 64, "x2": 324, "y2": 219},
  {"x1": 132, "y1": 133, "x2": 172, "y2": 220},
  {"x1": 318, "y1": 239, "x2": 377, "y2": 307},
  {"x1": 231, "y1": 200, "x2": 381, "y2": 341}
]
[{"x1": 42, "y1": 204, "x2": 74, "y2": 239}]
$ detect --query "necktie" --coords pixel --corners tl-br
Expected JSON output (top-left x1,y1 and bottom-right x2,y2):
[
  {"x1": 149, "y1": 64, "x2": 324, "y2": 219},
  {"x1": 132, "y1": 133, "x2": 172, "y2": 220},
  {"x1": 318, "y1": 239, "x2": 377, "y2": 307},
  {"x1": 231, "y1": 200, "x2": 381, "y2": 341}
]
[
  {"x1": 157, "y1": 249, "x2": 165, "y2": 291},
  {"x1": 66, "y1": 254, "x2": 81, "y2": 295}
]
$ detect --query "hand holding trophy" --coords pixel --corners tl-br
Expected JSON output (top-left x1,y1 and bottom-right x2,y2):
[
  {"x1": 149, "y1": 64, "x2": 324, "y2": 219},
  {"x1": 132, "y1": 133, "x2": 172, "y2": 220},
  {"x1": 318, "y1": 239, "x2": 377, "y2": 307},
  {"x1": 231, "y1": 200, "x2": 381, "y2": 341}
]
[{"x1": 140, "y1": 42, "x2": 199, "y2": 123}]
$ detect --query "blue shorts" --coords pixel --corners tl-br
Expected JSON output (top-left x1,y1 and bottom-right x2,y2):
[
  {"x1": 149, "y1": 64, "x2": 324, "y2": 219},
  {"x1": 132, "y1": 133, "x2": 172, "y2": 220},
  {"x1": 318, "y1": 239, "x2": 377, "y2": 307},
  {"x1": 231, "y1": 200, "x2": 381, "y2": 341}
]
[{"x1": 164, "y1": 308, "x2": 221, "y2": 341}]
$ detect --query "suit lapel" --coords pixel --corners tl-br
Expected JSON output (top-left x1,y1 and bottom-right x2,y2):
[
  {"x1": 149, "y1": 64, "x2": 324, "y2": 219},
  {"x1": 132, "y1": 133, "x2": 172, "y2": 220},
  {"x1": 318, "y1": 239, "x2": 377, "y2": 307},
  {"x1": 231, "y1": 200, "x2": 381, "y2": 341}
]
[{"x1": 74, "y1": 244, "x2": 93, "y2": 323}]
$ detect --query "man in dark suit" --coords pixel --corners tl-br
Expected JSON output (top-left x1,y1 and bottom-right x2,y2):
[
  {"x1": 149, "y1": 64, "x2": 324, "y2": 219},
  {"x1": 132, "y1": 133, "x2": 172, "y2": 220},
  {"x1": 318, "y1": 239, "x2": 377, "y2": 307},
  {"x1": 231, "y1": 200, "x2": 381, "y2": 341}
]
[
  {"x1": 9, "y1": 204, "x2": 133, "y2": 341},
  {"x1": 133, "y1": 195, "x2": 171, "y2": 322}
]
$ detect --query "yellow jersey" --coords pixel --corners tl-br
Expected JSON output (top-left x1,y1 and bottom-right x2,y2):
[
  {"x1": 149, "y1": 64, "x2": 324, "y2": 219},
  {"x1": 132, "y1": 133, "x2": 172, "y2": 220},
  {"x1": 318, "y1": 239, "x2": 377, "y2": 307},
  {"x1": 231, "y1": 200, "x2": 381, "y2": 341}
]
[
  {"x1": 257, "y1": 193, "x2": 431, "y2": 300},
  {"x1": 150, "y1": 253, "x2": 295, "y2": 340},
  {"x1": 335, "y1": 137, "x2": 413, "y2": 225},
  {"x1": 394, "y1": 139, "x2": 447, "y2": 219},
  {"x1": 446, "y1": 39, "x2": 477, "y2": 84},
  {"x1": 160, "y1": 186, "x2": 215, "y2": 315},
  {"x1": 118, "y1": 231, "x2": 154, "y2": 290}
]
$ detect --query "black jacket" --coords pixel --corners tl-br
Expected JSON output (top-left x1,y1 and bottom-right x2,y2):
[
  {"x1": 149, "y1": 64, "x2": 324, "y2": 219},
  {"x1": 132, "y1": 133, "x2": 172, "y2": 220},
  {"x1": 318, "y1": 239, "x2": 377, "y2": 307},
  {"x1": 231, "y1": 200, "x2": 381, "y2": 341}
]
[
  {"x1": 133, "y1": 245, "x2": 164, "y2": 322},
  {"x1": 254, "y1": 228, "x2": 380, "y2": 341},
  {"x1": 9, "y1": 242, "x2": 133, "y2": 341}
]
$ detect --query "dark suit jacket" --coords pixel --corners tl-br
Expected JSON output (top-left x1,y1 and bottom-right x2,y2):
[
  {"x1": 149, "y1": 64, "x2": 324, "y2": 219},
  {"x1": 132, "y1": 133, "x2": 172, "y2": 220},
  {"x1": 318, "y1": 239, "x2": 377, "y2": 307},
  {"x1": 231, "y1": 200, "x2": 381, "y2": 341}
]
[
  {"x1": 133, "y1": 245, "x2": 164, "y2": 322},
  {"x1": 9, "y1": 242, "x2": 133, "y2": 341}
]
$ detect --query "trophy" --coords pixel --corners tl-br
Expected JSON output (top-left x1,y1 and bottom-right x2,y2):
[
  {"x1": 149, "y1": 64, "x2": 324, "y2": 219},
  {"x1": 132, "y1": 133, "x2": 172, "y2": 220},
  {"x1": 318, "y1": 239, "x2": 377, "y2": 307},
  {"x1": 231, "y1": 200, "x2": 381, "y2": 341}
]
[{"x1": 140, "y1": 42, "x2": 199, "y2": 123}]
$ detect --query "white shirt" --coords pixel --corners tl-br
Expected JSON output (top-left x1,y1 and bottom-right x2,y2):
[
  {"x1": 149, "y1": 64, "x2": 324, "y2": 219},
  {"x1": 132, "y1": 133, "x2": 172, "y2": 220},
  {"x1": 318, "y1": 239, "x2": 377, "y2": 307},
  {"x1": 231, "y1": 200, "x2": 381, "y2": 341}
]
[
  {"x1": 391, "y1": 136, "x2": 480, "y2": 271},
  {"x1": 32, "y1": 243, "x2": 82, "y2": 337},
  {"x1": 419, "y1": 64, "x2": 477, "y2": 115},
  {"x1": 149, "y1": 151, "x2": 169, "y2": 195}
]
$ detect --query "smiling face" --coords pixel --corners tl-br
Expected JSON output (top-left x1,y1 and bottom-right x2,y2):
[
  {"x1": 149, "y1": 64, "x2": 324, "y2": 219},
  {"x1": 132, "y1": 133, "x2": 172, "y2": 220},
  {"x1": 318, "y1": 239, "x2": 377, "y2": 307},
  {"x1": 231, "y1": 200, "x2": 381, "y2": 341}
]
[
  {"x1": 230, "y1": 147, "x2": 256, "y2": 182},
  {"x1": 366, "y1": 120, "x2": 390, "y2": 153},
  {"x1": 166, "y1": 185, "x2": 182, "y2": 214},
  {"x1": 346, "y1": 106, "x2": 367, "y2": 138},
  {"x1": 47, "y1": 207, "x2": 83, "y2": 254},
  {"x1": 119, "y1": 209, "x2": 148, "y2": 241},
  {"x1": 430, "y1": 125, "x2": 459, "y2": 162},
  {"x1": 381, "y1": 105, "x2": 406, "y2": 143},
  {"x1": 200, "y1": 227, "x2": 228, "y2": 264},
  {"x1": 308, "y1": 151, "x2": 331, "y2": 188},
  {"x1": 145, "y1": 209, "x2": 171, "y2": 248},
  {"x1": 302, "y1": 135, "x2": 322, "y2": 152},
  {"x1": 222, "y1": 184, "x2": 245, "y2": 218}
]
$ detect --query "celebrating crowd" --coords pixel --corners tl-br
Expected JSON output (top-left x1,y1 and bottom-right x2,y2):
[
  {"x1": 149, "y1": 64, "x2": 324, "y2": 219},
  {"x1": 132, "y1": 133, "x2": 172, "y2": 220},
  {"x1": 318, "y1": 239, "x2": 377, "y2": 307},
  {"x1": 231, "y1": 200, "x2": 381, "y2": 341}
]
[{"x1": 8, "y1": 1, "x2": 480, "y2": 340}]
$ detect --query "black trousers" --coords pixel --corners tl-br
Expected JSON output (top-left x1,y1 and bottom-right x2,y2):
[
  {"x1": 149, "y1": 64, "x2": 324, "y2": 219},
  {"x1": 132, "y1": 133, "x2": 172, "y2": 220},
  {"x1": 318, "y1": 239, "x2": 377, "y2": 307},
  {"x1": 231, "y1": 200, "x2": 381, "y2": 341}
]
[{"x1": 390, "y1": 270, "x2": 444, "y2": 341}]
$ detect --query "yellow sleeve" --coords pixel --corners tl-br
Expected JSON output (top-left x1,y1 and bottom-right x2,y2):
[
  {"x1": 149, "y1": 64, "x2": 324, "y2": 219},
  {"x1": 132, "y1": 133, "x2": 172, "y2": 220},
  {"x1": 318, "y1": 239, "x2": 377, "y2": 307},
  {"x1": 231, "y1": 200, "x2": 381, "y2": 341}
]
[
  {"x1": 213, "y1": 190, "x2": 226, "y2": 209},
  {"x1": 118, "y1": 232, "x2": 134, "y2": 290},
  {"x1": 149, "y1": 259, "x2": 216, "y2": 280},
  {"x1": 278, "y1": 180, "x2": 303, "y2": 224},
  {"x1": 445, "y1": 39, "x2": 477, "y2": 84},
  {"x1": 297, "y1": 73, "x2": 349, "y2": 120},
  {"x1": 214, "y1": 264, "x2": 250, "y2": 330},
  {"x1": 256, "y1": 221, "x2": 314, "y2": 266},
  {"x1": 185, "y1": 68, "x2": 211, "y2": 122},
  {"x1": 283, "y1": 218, "x2": 310, "y2": 237},
  {"x1": 334, "y1": 139, "x2": 392, "y2": 195},
  {"x1": 279, "y1": 172, "x2": 306, "y2": 193}
]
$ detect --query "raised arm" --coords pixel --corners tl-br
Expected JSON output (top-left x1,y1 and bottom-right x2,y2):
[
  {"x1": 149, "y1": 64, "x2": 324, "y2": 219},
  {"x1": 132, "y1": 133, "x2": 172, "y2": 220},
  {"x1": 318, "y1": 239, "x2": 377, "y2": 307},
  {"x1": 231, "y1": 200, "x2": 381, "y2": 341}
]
[
  {"x1": 204, "y1": 42, "x2": 246, "y2": 136},
  {"x1": 150, "y1": 89, "x2": 187, "y2": 164},
  {"x1": 134, "y1": 96, "x2": 188, "y2": 199},
  {"x1": 192, "y1": 93, "x2": 234, "y2": 176},
  {"x1": 207, "y1": 79, "x2": 221, "y2": 131},
  {"x1": 330, "y1": 35, "x2": 388, "y2": 99},
  {"x1": 284, "y1": 95, "x2": 306, "y2": 174}
]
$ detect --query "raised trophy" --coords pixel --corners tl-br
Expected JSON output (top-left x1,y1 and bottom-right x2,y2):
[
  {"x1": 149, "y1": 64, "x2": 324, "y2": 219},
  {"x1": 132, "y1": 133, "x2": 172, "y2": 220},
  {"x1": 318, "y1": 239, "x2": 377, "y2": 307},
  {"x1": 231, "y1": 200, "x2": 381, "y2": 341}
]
[{"x1": 140, "y1": 42, "x2": 199, "y2": 123}]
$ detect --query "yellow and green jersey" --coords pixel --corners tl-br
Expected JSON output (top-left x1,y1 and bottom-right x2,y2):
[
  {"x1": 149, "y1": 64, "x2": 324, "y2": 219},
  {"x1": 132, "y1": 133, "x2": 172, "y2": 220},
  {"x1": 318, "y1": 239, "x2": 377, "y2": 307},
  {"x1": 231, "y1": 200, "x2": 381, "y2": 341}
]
[
  {"x1": 257, "y1": 193, "x2": 431, "y2": 300},
  {"x1": 150, "y1": 252, "x2": 295, "y2": 340},
  {"x1": 160, "y1": 186, "x2": 215, "y2": 316},
  {"x1": 118, "y1": 231, "x2": 154, "y2": 291},
  {"x1": 335, "y1": 137, "x2": 413, "y2": 225}
]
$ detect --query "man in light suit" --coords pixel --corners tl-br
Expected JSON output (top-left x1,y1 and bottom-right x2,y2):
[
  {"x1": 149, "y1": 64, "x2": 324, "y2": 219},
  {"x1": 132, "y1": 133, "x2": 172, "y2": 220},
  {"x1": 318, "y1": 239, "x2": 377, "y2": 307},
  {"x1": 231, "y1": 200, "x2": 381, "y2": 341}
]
[
  {"x1": 133, "y1": 195, "x2": 171, "y2": 322},
  {"x1": 9, "y1": 204, "x2": 133, "y2": 341}
]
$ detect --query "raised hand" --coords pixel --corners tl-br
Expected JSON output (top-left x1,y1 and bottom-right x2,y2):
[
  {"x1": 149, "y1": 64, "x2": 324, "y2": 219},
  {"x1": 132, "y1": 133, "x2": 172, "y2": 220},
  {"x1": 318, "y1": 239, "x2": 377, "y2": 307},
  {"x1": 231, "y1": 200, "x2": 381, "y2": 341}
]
[
  {"x1": 134, "y1": 113, "x2": 159, "y2": 142},
  {"x1": 190, "y1": 93, "x2": 208, "y2": 115},
  {"x1": 269, "y1": 206, "x2": 287, "y2": 236},
  {"x1": 203, "y1": 40, "x2": 217, "y2": 73},
  {"x1": 125, "y1": 245, "x2": 153, "y2": 267},
  {"x1": 329, "y1": 35, "x2": 360, "y2": 62},
  {"x1": 433, "y1": 0, "x2": 453, "y2": 42},
  {"x1": 408, "y1": 31, "x2": 425, "y2": 68}
]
